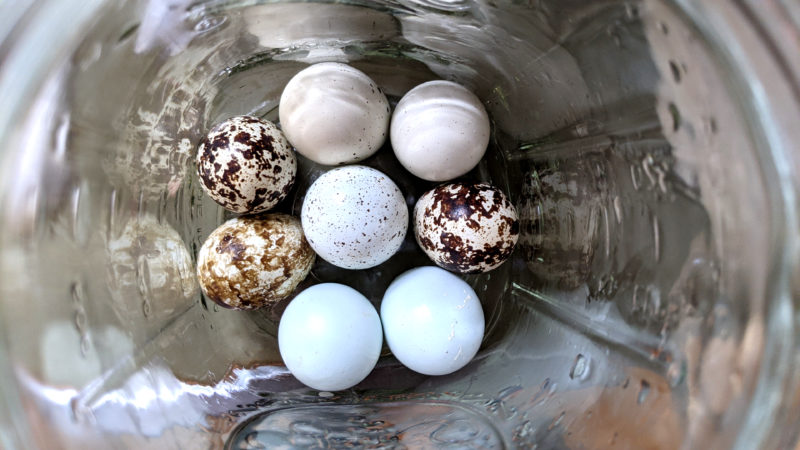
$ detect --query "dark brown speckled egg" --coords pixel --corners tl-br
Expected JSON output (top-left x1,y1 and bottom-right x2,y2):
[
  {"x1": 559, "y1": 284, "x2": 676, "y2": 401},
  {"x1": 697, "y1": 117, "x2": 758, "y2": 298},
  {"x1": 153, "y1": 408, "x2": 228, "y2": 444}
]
[
  {"x1": 196, "y1": 214, "x2": 315, "y2": 310},
  {"x1": 414, "y1": 182, "x2": 519, "y2": 274},
  {"x1": 196, "y1": 116, "x2": 296, "y2": 214}
]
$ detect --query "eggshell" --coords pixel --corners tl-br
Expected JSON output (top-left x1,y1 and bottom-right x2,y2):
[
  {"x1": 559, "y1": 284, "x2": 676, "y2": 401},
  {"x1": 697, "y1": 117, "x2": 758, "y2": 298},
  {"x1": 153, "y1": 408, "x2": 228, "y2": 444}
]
[
  {"x1": 391, "y1": 80, "x2": 490, "y2": 181},
  {"x1": 301, "y1": 165, "x2": 408, "y2": 269},
  {"x1": 279, "y1": 62, "x2": 390, "y2": 165},
  {"x1": 196, "y1": 116, "x2": 296, "y2": 214},
  {"x1": 415, "y1": 182, "x2": 519, "y2": 273},
  {"x1": 381, "y1": 266, "x2": 484, "y2": 376},
  {"x1": 279, "y1": 283, "x2": 383, "y2": 391},
  {"x1": 196, "y1": 214, "x2": 315, "y2": 310}
]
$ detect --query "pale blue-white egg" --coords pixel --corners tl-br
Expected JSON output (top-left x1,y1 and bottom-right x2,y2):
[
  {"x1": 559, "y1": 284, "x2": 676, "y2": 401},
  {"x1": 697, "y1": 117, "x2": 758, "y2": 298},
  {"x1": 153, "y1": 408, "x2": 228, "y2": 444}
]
[
  {"x1": 380, "y1": 266, "x2": 484, "y2": 375},
  {"x1": 278, "y1": 283, "x2": 383, "y2": 391}
]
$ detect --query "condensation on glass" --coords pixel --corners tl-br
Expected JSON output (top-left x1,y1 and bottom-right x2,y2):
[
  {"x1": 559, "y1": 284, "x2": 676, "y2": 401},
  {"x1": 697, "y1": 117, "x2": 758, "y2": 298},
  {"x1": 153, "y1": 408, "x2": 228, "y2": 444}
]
[{"x1": 0, "y1": 0, "x2": 799, "y2": 449}]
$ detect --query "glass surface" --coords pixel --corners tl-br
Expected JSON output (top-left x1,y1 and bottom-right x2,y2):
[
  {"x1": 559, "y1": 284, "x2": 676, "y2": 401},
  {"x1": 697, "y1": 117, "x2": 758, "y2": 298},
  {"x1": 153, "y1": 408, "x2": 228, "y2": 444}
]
[{"x1": 0, "y1": 0, "x2": 799, "y2": 448}]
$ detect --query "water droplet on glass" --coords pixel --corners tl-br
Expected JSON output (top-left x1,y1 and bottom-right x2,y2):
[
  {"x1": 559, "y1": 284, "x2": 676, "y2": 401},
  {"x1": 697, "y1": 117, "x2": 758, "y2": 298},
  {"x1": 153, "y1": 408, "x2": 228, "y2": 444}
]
[
  {"x1": 547, "y1": 411, "x2": 565, "y2": 431},
  {"x1": 602, "y1": 206, "x2": 610, "y2": 258},
  {"x1": 637, "y1": 380, "x2": 651, "y2": 404},
  {"x1": 668, "y1": 102, "x2": 681, "y2": 131},
  {"x1": 70, "y1": 281, "x2": 90, "y2": 356},
  {"x1": 642, "y1": 155, "x2": 656, "y2": 188},
  {"x1": 74, "y1": 309, "x2": 87, "y2": 332},
  {"x1": 80, "y1": 335, "x2": 91, "y2": 356},
  {"x1": 656, "y1": 166, "x2": 668, "y2": 194},
  {"x1": 669, "y1": 60, "x2": 681, "y2": 83},
  {"x1": 71, "y1": 281, "x2": 85, "y2": 305},
  {"x1": 652, "y1": 216, "x2": 661, "y2": 262},
  {"x1": 77, "y1": 41, "x2": 102, "y2": 71},
  {"x1": 625, "y1": 4, "x2": 638, "y2": 19},
  {"x1": 613, "y1": 195, "x2": 622, "y2": 224},
  {"x1": 107, "y1": 188, "x2": 118, "y2": 240},
  {"x1": 569, "y1": 354, "x2": 590, "y2": 380},
  {"x1": 136, "y1": 256, "x2": 150, "y2": 299},
  {"x1": 245, "y1": 431, "x2": 263, "y2": 448},
  {"x1": 194, "y1": 15, "x2": 227, "y2": 33},
  {"x1": 630, "y1": 164, "x2": 641, "y2": 190},
  {"x1": 667, "y1": 360, "x2": 686, "y2": 387}
]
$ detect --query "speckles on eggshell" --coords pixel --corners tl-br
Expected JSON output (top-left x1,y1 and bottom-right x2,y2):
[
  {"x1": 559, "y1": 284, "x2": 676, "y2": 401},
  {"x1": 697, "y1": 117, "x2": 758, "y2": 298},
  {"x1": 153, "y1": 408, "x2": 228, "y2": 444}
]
[
  {"x1": 301, "y1": 165, "x2": 408, "y2": 270},
  {"x1": 196, "y1": 116, "x2": 296, "y2": 214},
  {"x1": 196, "y1": 214, "x2": 315, "y2": 310},
  {"x1": 415, "y1": 182, "x2": 519, "y2": 273}
]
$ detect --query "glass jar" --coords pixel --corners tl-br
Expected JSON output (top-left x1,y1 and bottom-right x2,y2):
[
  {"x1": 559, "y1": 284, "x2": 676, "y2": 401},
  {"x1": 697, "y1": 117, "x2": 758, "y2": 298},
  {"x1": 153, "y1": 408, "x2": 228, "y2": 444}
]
[{"x1": 0, "y1": 0, "x2": 799, "y2": 448}]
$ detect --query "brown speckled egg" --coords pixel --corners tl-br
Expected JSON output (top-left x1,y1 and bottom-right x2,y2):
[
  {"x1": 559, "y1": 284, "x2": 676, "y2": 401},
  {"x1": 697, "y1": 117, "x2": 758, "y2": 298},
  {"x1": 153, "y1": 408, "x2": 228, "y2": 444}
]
[
  {"x1": 414, "y1": 182, "x2": 519, "y2": 273},
  {"x1": 196, "y1": 214, "x2": 315, "y2": 310},
  {"x1": 196, "y1": 116, "x2": 296, "y2": 214}
]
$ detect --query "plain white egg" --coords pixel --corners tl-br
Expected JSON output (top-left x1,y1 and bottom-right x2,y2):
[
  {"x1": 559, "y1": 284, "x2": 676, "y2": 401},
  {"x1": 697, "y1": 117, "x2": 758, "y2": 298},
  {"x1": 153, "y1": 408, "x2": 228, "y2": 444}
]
[
  {"x1": 390, "y1": 80, "x2": 490, "y2": 181},
  {"x1": 301, "y1": 165, "x2": 408, "y2": 269},
  {"x1": 380, "y1": 266, "x2": 484, "y2": 376},
  {"x1": 278, "y1": 283, "x2": 383, "y2": 391},
  {"x1": 279, "y1": 62, "x2": 390, "y2": 165}
]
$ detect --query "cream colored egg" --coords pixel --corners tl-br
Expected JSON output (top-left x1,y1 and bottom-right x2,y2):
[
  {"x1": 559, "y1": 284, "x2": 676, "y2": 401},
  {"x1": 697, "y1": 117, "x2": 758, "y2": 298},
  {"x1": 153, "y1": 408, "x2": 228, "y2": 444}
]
[
  {"x1": 414, "y1": 182, "x2": 518, "y2": 273},
  {"x1": 391, "y1": 80, "x2": 490, "y2": 181},
  {"x1": 279, "y1": 62, "x2": 390, "y2": 165},
  {"x1": 196, "y1": 214, "x2": 315, "y2": 310}
]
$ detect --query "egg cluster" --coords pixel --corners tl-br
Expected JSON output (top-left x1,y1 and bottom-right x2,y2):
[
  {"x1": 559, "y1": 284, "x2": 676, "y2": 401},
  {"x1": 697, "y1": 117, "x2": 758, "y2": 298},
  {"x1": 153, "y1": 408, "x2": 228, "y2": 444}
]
[{"x1": 194, "y1": 62, "x2": 519, "y2": 391}]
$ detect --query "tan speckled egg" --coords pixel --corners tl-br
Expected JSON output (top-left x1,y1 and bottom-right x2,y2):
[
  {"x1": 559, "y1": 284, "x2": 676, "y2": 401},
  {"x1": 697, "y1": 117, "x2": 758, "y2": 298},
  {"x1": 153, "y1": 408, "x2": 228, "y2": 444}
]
[
  {"x1": 414, "y1": 182, "x2": 519, "y2": 274},
  {"x1": 196, "y1": 214, "x2": 315, "y2": 310},
  {"x1": 196, "y1": 116, "x2": 296, "y2": 214}
]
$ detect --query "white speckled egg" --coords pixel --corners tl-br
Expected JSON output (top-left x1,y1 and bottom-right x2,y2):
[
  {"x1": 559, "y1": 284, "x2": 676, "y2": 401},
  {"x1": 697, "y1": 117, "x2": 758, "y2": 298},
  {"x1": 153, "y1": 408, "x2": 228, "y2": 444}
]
[
  {"x1": 381, "y1": 266, "x2": 484, "y2": 376},
  {"x1": 391, "y1": 80, "x2": 490, "y2": 181},
  {"x1": 196, "y1": 116, "x2": 296, "y2": 214},
  {"x1": 279, "y1": 62, "x2": 390, "y2": 165},
  {"x1": 196, "y1": 214, "x2": 315, "y2": 310},
  {"x1": 415, "y1": 182, "x2": 519, "y2": 273},
  {"x1": 301, "y1": 165, "x2": 408, "y2": 269},
  {"x1": 279, "y1": 283, "x2": 382, "y2": 391}
]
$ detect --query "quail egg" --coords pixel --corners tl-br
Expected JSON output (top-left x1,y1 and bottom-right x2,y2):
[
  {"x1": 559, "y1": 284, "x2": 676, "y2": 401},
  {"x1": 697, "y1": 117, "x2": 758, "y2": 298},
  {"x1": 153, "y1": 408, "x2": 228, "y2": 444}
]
[
  {"x1": 381, "y1": 266, "x2": 484, "y2": 376},
  {"x1": 196, "y1": 116, "x2": 296, "y2": 214},
  {"x1": 301, "y1": 165, "x2": 408, "y2": 270},
  {"x1": 196, "y1": 214, "x2": 315, "y2": 310},
  {"x1": 415, "y1": 182, "x2": 519, "y2": 273},
  {"x1": 279, "y1": 62, "x2": 390, "y2": 165},
  {"x1": 279, "y1": 283, "x2": 383, "y2": 391},
  {"x1": 391, "y1": 80, "x2": 490, "y2": 181}
]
